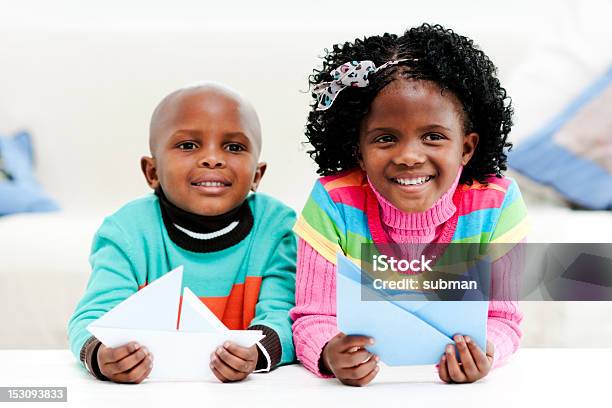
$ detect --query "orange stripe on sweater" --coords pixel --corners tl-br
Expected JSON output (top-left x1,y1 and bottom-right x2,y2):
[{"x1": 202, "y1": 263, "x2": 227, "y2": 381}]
[
  {"x1": 463, "y1": 178, "x2": 508, "y2": 193},
  {"x1": 322, "y1": 170, "x2": 366, "y2": 192},
  {"x1": 176, "y1": 295, "x2": 183, "y2": 330},
  {"x1": 199, "y1": 276, "x2": 262, "y2": 329}
]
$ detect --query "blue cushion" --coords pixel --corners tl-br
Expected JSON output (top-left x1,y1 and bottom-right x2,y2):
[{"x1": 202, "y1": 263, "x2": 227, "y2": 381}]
[
  {"x1": 0, "y1": 131, "x2": 60, "y2": 215},
  {"x1": 508, "y1": 66, "x2": 612, "y2": 210}
]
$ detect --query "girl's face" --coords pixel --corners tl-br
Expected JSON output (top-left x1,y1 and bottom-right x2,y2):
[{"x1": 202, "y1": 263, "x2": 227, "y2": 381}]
[{"x1": 358, "y1": 79, "x2": 478, "y2": 213}]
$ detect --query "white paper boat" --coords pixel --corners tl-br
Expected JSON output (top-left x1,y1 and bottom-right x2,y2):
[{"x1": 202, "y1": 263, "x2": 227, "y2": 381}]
[{"x1": 87, "y1": 266, "x2": 264, "y2": 381}]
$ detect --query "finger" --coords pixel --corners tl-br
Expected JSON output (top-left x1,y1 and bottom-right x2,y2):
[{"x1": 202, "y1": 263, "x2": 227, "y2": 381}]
[
  {"x1": 100, "y1": 342, "x2": 140, "y2": 364},
  {"x1": 445, "y1": 344, "x2": 467, "y2": 383},
  {"x1": 341, "y1": 365, "x2": 380, "y2": 387},
  {"x1": 131, "y1": 358, "x2": 154, "y2": 384},
  {"x1": 114, "y1": 355, "x2": 152, "y2": 384},
  {"x1": 210, "y1": 351, "x2": 245, "y2": 382},
  {"x1": 340, "y1": 355, "x2": 379, "y2": 380},
  {"x1": 486, "y1": 340, "x2": 495, "y2": 363},
  {"x1": 210, "y1": 363, "x2": 229, "y2": 383},
  {"x1": 105, "y1": 347, "x2": 149, "y2": 375},
  {"x1": 216, "y1": 346, "x2": 255, "y2": 374},
  {"x1": 339, "y1": 335, "x2": 375, "y2": 352},
  {"x1": 454, "y1": 335, "x2": 478, "y2": 379},
  {"x1": 222, "y1": 342, "x2": 256, "y2": 362},
  {"x1": 465, "y1": 336, "x2": 490, "y2": 372},
  {"x1": 338, "y1": 349, "x2": 372, "y2": 368},
  {"x1": 438, "y1": 354, "x2": 451, "y2": 383}
]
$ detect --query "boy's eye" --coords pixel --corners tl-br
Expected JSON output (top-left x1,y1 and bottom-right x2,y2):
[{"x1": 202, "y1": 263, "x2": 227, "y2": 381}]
[
  {"x1": 226, "y1": 143, "x2": 246, "y2": 152},
  {"x1": 374, "y1": 135, "x2": 396, "y2": 144},
  {"x1": 178, "y1": 142, "x2": 198, "y2": 150}
]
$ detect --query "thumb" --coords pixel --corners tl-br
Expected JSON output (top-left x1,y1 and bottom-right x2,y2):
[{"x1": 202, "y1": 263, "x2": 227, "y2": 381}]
[{"x1": 486, "y1": 340, "x2": 495, "y2": 360}]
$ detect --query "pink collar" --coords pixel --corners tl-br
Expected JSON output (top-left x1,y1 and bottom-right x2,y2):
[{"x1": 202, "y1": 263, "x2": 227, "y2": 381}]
[{"x1": 365, "y1": 168, "x2": 462, "y2": 245}]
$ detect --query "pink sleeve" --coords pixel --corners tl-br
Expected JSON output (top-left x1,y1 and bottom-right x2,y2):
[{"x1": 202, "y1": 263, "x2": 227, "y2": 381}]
[
  {"x1": 487, "y1": 243, "x2": 524, "y2": 368},
  {"x1": 289, "y1": 238, "x2": 340, "y2": 378}
]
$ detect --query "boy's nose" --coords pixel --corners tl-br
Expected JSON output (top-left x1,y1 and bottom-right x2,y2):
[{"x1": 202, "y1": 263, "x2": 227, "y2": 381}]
[{"x1": 198, "y1": 152, "x2": 226, "y2": 169}]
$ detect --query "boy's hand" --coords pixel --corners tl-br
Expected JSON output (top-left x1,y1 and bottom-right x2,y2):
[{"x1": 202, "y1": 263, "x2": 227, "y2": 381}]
[
  {"x1": 438, "y1": 335, "x2": 494, "y2": 384},
  {"x1": 210, "y1": 342, "x2": 259, "y2": 382},
  {"x1": 321, "y1": 333, "x2": 380, "y2": 387},
  {"x1": 97, "y1": 342, "x2": 153, "y2": 384}
]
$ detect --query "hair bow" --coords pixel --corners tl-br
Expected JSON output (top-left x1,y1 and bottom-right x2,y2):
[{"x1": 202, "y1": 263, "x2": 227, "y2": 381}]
[{"x1": 313, "y1": 59, "x2": 408, "y2": 111}]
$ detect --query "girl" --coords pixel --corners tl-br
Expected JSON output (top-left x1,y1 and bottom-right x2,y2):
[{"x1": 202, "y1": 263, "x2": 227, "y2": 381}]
[{"x1": 290, "y1": 24, "x2": 528, "y2": 385}]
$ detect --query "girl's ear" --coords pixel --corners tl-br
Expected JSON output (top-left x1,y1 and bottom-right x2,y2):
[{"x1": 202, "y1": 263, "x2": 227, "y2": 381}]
[
  {"x1": 355, "y1": 145, "x2": 366, "y2": 171},
  {"x1": 461, "y1": 133, "x2": 479, "y2": 166},
  {"x1": 141, "y1": 156, "x2": 160, "y2": 189},
  {"x1": 251, "y1": 162, "x2": 267, "y2": 192}
]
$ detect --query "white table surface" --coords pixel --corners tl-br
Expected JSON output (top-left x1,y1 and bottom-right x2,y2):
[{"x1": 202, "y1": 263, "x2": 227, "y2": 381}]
[{"x1": 0, "y1": 349, "x2": 606, "y2": 407}]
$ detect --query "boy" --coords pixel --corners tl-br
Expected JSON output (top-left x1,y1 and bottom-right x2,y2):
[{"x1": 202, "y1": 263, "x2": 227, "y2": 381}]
[{"x1": 68, "y1": 83, "x2": 296, "y2": 383}]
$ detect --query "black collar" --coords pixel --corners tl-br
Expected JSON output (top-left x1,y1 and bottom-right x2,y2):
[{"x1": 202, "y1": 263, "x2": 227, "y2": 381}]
[{"x1": 155, "y1": 188, "x2": 253, "y2": 253}]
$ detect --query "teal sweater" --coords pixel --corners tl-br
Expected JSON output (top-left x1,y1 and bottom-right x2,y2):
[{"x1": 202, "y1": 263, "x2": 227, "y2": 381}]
[{"x1": 68, "y1": 192, "x2": 297, "y2": 368}]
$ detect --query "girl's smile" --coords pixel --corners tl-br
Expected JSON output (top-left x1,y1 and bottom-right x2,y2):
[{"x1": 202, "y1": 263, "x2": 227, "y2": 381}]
[
  {"x1": 390, "y1": 173, "x2": 436, "y2": 192},
  {"x1": 358, "y1": 78, "x2": 478, "y2": 213}
]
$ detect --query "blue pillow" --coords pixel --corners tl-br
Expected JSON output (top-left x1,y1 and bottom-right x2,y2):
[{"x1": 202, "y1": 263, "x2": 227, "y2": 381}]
[
  {"x1": 0, "y1": 131, "x2": 60, "y2": 215},
  {"x1": 508, "y1": 66, "x2": 612, "y2": 210}
]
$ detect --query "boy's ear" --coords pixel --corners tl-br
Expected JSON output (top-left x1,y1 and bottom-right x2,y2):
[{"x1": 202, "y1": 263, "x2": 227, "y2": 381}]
[
  {"x1": 140, "y1": 156, "x2": 160, "y2": 190},
  {"x1": 461, "y1": 132, "x2": 479, "y2": 166},
  {"x1": 250, "y1": 162, "x2": 267, "y2": 192}
]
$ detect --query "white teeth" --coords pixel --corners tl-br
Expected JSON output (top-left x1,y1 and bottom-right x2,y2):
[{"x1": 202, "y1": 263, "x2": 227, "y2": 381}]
[
  {"x1": 195, "y1": 182, "x2": 225, "y2": 187},
  {"x1": 394, "y1": 176, "x2": 432, "y2": 186}
]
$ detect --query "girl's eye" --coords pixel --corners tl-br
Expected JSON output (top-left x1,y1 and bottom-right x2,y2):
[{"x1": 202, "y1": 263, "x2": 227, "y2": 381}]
[
  {"x1": 178, "y1": 142, "x2": 198, "y2": 150},
  {"x1": 374, "y1": 135, "x2": 396, "y2": 144},
  {"x1": 226, "y1": 143, "x2": 245, "y2": 152},
  {"x1": 424, "y1": 133, "x2": 445, "y2": 142}
]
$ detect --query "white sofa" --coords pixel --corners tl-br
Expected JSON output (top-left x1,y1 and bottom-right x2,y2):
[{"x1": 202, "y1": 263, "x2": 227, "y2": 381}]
[{"x1": 1, "y1": 1, "x2": 611, "y2": 349}]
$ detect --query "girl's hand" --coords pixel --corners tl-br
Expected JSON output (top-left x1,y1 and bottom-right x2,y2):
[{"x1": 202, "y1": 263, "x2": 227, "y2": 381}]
[
  {"x1": 321, "y1": 333, "x2": 380, "y2": 387},
  {"x1": 97, "y1": 342, "x2": 153, "y2": 384},
  {"x1": 210, "y1": 342, "x2": 259, "y2": 382},
  {"x1": 438, "y1": 335, "x2": 494, "y2": 384}
]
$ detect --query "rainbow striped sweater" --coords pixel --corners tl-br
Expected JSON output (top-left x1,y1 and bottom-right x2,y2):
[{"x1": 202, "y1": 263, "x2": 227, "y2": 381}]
[
  {"x1": 294, "y1": 169, "x2": 529, "y2": 265},
  {"x1": 291, "y1": 169, "x2": 529, "y2": 376},
  {"x1": 68, "y1": 192, "x2": 297, "y2": 371}
]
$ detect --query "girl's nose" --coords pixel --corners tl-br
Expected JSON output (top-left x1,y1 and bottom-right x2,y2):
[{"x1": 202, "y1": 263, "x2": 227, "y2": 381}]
[{"x1": 393, "y1": 142, "x2": 426, "y2": 167}]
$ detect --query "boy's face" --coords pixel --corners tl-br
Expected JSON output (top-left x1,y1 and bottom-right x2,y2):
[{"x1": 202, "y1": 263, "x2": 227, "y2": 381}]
[
  {"x1": 358, "y1": 79, "x2": 478, "y2": 213},
  {"x1": 142, "y1": 87, "x2": 266, "y2": 216}
]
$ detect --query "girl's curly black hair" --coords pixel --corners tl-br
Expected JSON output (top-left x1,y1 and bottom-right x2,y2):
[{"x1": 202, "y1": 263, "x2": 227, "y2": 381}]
[{"x1": 305, "y1": 23, "x2": 513, "y2": 185}]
